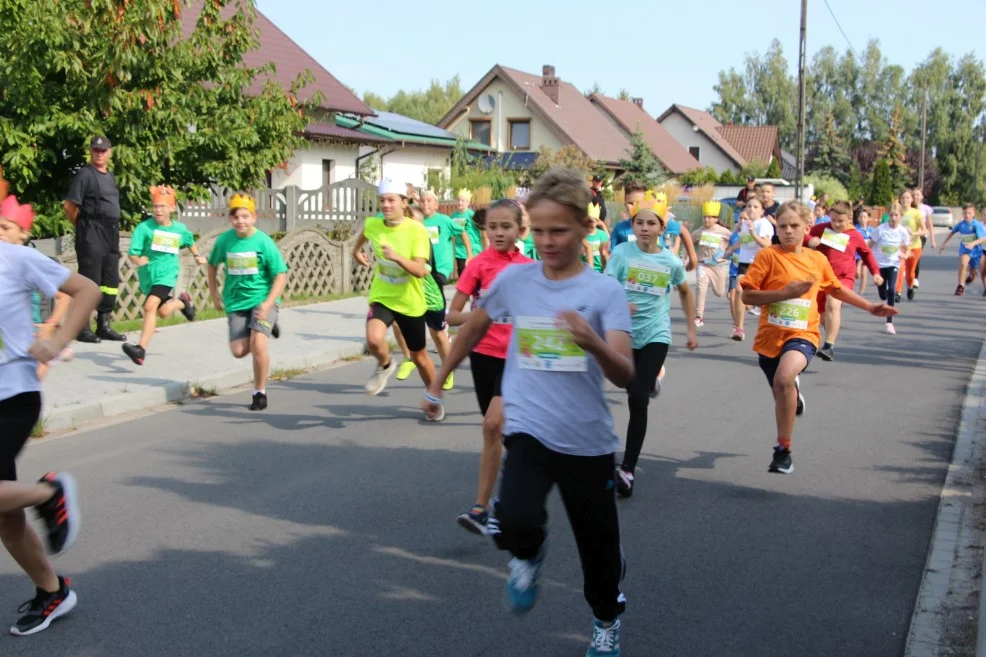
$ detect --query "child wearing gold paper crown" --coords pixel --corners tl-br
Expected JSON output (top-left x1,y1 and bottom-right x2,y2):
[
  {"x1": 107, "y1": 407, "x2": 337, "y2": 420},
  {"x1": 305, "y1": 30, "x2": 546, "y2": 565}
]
[
  {"x1": 208, "y1": 193, "x2": 288, "y2": 411},
  {"x1": 689, "y1": 201, "x2": 732, "y2": 328},
  {"x1": 121, "y1": 186, "x2": 206, "y2": 366},
  {"x1": 583, "y1": 202, "x2": 610, "y2": 272}
]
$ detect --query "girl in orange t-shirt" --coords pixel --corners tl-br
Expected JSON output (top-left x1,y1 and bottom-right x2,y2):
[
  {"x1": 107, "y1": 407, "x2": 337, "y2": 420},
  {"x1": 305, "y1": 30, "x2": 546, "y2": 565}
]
[{"x1": 740, "y1": 202, "x2": 897, "y2": 475}]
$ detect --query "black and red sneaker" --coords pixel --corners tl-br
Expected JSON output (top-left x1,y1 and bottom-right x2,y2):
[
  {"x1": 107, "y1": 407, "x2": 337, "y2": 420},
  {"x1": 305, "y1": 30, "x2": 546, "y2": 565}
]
[
  {"x1": 10, "y1": 576, "x2": 77, "y2": 636},
  {"x1": 122, "y1": 343, "x2": 145, "y2": 365},
  {"x1": 956, "y1": 284, "x2": 966, "y2": 296},
  {"x1": 34, "y1": 472, "x2": 81, "y2": 556},
  {"x1": 179, "y1": 292, "x2": 196, "y2": 322}
]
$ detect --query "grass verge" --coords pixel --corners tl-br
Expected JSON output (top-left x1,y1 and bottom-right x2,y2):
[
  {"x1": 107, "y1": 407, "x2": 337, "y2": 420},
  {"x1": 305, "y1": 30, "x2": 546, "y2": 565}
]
[{"x1": 269, "y1": 367, "x2": 307, "y2": 382}]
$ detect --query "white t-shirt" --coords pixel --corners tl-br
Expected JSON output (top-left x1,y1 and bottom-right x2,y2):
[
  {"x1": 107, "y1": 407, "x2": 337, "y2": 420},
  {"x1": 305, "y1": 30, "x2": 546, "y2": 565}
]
[
  {"x1": 871, "y1": 223, "x2": 911, "y2": 269},
  {"x1": 738, "y1": 218, "x2": 775, "y2": 264},
  {"x1": 0, "y1": 242, "x2": 70, "y2": 402}
]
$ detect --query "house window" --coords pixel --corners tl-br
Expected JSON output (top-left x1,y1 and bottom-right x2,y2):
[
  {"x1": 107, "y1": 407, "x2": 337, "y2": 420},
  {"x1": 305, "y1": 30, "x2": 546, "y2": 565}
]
[
  {"x1": 322, "y1": 159, "x2": 334, "y2": 187},
  {"x1": 470, "y1": 119, "x2": 491, "y2": 146},
  {"x1": 509, "y1": 119, "x2": 531, "y2": 150},
  {"x1": 689, "y1": 146, "x2": 701, "y2": 160}
]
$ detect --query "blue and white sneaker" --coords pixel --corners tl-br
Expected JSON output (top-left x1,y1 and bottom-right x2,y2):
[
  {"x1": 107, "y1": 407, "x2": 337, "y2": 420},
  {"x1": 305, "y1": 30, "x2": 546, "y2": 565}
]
[
  {"x1": 586, "y1": 617, "x2": 621, "y2": 656},
  {"x1": 504, "y1": 544, "x2": 546, "y2": 614}
]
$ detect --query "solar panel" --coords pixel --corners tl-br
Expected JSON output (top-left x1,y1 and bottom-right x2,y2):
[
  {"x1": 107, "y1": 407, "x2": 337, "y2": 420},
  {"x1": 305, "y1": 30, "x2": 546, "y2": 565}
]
[{"x1": 370, "y1": 111, "x2": 456, "y2": 139}]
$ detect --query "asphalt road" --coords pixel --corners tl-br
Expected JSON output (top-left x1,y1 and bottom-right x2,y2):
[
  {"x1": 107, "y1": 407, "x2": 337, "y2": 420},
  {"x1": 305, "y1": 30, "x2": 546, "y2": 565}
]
[{"x1": 1, "y1": 248, "x2": 984, "y2": 657}]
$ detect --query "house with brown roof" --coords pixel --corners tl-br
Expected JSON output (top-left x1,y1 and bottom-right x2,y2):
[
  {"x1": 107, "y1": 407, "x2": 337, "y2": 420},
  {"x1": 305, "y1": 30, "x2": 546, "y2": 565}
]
[
  {"x1": 437, "y1": 65, "x2": 631, "y2": 170},
  {"x1": 656, "y1": 105, "x2": 783, "y2": 176},
  {"x1": 589, "y1": 95, "x2": 700, "y2": 175}
]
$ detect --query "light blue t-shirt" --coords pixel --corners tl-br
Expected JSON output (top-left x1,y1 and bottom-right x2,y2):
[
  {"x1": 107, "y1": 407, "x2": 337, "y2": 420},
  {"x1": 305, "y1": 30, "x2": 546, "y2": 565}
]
[
  {"x1": 951, "y1": 220, "x2": 986, "y2": 255},
  {"x1": 478, "y1": 262, "x2": 632, "y2": 457},
  {"x1": 610, "y1": 219, "x2": 635, "y2": 251},
  {"x1": 659, "y1": 217, "x2": 682, "y2": 250},
  {"x1": 605, "y1": 242, "x2": 686, "y2": 349},
  {"x1": 728, "y1": 231, "x2": 741, "y2": 277}
]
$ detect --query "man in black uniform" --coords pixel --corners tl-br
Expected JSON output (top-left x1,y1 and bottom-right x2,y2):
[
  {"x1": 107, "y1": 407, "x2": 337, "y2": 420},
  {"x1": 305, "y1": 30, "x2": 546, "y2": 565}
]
[
  {"x1": 63, "y1": 136, "x2": 125, "y2": 342},
  {"x1": 589, "y1": 174, "x2": 608, "y2": 222}
]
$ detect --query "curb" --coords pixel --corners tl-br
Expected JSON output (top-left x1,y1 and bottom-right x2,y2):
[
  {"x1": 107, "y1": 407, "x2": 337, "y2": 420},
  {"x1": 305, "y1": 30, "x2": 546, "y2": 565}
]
[
  {"x1": 42, "y1": 342, "x2": 368, "y2": 433},
  {"x1": 904, "y1": 336, "x2": 986, "y2": 657}
]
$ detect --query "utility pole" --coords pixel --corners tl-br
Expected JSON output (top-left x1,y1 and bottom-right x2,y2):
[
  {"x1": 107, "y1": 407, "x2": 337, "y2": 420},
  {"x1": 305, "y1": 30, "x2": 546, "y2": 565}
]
[
  {"x1": 795, "y1": 0, "x2": 808, "y2": 201},
  {"x1": 919, "y1": 89, "x2": 927, "y2": 191}
]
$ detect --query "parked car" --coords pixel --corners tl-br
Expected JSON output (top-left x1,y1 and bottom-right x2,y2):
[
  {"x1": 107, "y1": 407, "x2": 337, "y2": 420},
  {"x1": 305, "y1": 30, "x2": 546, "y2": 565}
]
[{"x1": 931, "y1": 206, "x2": 954, "y2": 228}]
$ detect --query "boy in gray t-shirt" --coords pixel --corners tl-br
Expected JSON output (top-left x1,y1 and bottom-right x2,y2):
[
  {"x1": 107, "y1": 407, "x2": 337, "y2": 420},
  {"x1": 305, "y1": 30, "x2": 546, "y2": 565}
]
[{"x1": 423, "y1": 169, "x2": 634, "y2": 656}]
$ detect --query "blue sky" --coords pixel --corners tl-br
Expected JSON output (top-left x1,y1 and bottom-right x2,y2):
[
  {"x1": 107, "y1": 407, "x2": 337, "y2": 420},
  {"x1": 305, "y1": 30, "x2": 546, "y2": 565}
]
[{"x1": 257, "y1": 0, "x2": 985, "y2": 118}]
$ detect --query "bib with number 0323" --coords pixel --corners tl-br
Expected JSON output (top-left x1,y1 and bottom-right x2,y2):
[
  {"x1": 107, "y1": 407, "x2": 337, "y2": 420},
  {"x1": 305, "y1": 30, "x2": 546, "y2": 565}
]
[
  {"x1": 151, "y1": 230, "x2": 181, "y2": 255},
  {"x1": 376, "y1": 257, "x2": 408, "y2": 285},
  {"x1": 625, "y1": 260, "x2": 671, "y2": 296},
  {"x1": 227, "y1": 251, "x2": 259, "y2": 276},
  {"x1": 699, "y1": 231, "x2": 724, "y2": 249},
  {"x1": 767, "y1": 298, "x2": 811, "y2": 330},
  {"x1": 819, "y1": 229, "x2": 850, "y2": 252},
  {"x1": 427, "y1": 225, "x2": 440, "y2": 245},
  {"x1": 515, "y1": 316, "x2": 587, "y2": 372}
]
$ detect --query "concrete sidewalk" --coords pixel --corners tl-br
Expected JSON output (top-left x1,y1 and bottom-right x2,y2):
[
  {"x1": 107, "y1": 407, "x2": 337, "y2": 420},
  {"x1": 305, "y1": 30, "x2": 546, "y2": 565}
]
[{"x1": 41, "y1": 295, "x2": 374, "y2": 431}]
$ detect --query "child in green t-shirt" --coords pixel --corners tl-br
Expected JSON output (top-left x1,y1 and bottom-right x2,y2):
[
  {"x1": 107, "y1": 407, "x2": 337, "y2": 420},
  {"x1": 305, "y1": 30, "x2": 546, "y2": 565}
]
[
  {"x1": 582, "y1": 204, "x2": 610, "y2": 272},
  {"x1": 207, "y1": 193, "x2": 288, "y2": 411},
  {"x1": 451, "y1": 189, "x2": 481, "y2": 276},
  {"x1": 121, "y1": 186, "x2": 207, "y2": 367}
]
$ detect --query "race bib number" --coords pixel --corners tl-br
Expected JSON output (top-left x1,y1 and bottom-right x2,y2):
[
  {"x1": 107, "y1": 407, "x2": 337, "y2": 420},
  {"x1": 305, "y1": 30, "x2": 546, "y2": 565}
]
[
  {"x1": 962, "y1": 233, "x2": 978, "y2": 244},
  {"x1": 515, "y1": 316, "x2": 587, "y2": 372},
  {"x1": 626, "y1": 261, "x2": 671, "y2": 296},
  {"x1": 589, "y1": 240, "x2": 601, "y2": 256},
  {"x1": 740, "y1": 232, "x2": 755, "y2": 245},
  {"x1": 699, "y1": 231, "x2": 723, "y2": 249},
  {"x1": 376, "y1": 257, "x2": 408, "y2": 285},
  {"x1": 880, "y1": 243, "x2": 899, "y2": 256},
  {"x1": 820, "y1": 229, "x2": 850, "y2": 252},
  {"x1": 768, "y1": 298, "x2": 811, "y2": 330},
  {"x1": 151, "y1": 230, "x2": 181, "y2": 254},
  {"x1": 732, "y1": 252, "x2": 740, "y2": 265},
  {"x1": 227, "y1": 251, "x2": 259, "y2": 275},
  {"x1": 427, "y1": 225, "x2": 440, "y2": 245}
]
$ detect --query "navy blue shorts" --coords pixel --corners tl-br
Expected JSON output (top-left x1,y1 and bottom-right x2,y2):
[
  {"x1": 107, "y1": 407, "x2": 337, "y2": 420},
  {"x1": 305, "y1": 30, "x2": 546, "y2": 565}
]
[{"x1": 758, "y1": 338, "x2": 816, "y2": 388}]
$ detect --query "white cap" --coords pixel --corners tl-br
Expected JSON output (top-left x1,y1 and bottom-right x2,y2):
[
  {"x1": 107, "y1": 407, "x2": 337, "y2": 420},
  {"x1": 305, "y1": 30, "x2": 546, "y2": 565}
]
[{"x1": 378, "y1": 178, "x2": 405, "y2": 197}]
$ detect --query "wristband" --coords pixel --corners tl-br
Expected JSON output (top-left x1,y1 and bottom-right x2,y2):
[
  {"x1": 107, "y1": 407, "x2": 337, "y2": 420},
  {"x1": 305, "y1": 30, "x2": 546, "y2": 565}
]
[{"x1": 424, "y1": 392, "x2": 443, "y2": 405}]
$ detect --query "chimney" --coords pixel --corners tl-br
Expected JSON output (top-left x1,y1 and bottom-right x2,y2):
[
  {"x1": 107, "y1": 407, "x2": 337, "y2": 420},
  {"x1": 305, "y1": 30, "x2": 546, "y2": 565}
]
[
  {"x1": 631, "y1": 97, "x2": 644, "y2": 108},
  {"x1": 541, "y1": 64, "x2": 559, "y2": 105}
]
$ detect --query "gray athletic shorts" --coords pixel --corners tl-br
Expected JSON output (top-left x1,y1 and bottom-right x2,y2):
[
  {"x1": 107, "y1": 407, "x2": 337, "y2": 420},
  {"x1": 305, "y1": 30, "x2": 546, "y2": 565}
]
[{"x1": 228, "y1": 304, "x2": 279, "y2": 342}]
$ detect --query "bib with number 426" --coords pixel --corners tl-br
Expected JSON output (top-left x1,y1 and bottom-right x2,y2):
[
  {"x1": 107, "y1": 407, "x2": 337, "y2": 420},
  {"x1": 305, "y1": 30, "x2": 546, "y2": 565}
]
[{"x1": 515, "y1": 316, "x2": 587, "y2": 372}]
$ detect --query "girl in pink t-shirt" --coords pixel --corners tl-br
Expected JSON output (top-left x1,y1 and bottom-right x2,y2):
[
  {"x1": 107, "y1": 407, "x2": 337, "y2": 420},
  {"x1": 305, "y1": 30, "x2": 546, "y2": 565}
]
[{"x1": 446, "y1": 199, "x2": 531, "y2": 535}]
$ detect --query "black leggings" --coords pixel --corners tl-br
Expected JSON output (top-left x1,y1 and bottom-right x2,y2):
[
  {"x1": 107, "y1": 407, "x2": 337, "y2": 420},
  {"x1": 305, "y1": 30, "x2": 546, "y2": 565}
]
[
  {"x1": 621, "y1": 342, "x2": 670, "y2": 473},
  {"x1": 493, "y1": 433, "x2": 625, "y2": 622},
  {"x1": 916, "y1": 236, "x2": 927, "y2": 277},
  {"x1": 877, "y1": 267, "x2": 898, "y2": 323},
  {"x1": 0, "y1": 392, "x2": 42, "y2": 481}
]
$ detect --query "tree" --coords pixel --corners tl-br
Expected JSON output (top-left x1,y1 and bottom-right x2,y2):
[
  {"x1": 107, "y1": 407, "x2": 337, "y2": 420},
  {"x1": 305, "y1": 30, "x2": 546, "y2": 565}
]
[
  {"x1": 868, "y1": 159, "x2": 894, "y2": 206},
  {"x1": 718, "y1": 169, "x2": 738, "y2": 185},
  {"x1": 808, "y1": 113, "x2": 851, "y2": 181},
  {"x1": 879, "y1": 105, "x2": 912, "y2": 192},
  {"x1": 679, "y1": 167, "x2": 720, "y2": 185},
  {"x1": 583, "y1": 81, "x2": 603, "y2": 98},
  {"x1": 361, "y1": 76, "x2": 464, "y2": 126},
  {"x1": 0, "y1": 0, "x2": 313, "y2": 235},
  {"x1": 617, "y1": 129, "x2": 666, "y2": 189},
  {"x1": 766, "y1": 158, "x2": 782, "y2": 179},
  {"x1": 846, "y1": 159, "x2": 865, "y2": 200},
  {"x1": 519, "y1": 145, "x2": 600, "y2": 188},
  {"x1": 617, "y1": 89, "x2": 632, "y2": 101}
]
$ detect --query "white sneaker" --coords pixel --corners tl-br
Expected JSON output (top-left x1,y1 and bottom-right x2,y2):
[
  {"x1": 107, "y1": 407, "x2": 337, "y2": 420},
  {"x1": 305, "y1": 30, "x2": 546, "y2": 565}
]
[
  {"x1": 884, "y1": 323, "x2": 896, "y2": 335},
  {"x1": 693, "y1": 316, "x2": 704, "y2": 328},
  {"x1": 364, "y1": 360, "x2": 398, "y2": 395},
  {"x1": 749, "y1": 306, "x2": 761, "y2": 316},
  {"x1": 912, "y1": 279, "x2": 920, "y2": 289}
]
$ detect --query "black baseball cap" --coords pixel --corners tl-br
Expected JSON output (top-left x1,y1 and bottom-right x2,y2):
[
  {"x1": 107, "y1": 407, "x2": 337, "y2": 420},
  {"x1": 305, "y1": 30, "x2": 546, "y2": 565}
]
[
  {"x1": 90, "y1": 136, "x2": 112, "y2": 150},
  {"x1": 746, "y1": 176, "x2": 756, "y2": 182},
  {"x1": 592, "y1": 174, "x2": 604, "y2": 183}
]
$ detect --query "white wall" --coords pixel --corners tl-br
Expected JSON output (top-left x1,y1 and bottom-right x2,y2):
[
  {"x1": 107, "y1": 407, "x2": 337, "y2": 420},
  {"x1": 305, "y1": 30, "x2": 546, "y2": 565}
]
[
  {"x1": 446, "y1": 78, "x2": 566, "y2": 153},
  {"x1": 270, "y1": 142, "x2": 359, "y2": 189},
  {"x1": 659, "y1": 112, "x2": 738, "y2": 175},
  {"x1": 357, "y1": 144, "x2": 451, "y2": 190}
]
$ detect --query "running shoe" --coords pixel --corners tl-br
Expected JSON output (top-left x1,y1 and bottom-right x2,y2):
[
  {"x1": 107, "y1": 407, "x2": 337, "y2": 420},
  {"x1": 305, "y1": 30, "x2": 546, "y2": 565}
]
[
  {"x1": 693, "y1": 316, "x2": 704, "y2": 328},
  {"x1": 817, "y1": 344, "x2": 834, "y2": 362},
  {"x1": 457, "y1": 505, "x2": 489, "y2": 535},
  {"x1": 956, "y1": 285, "x2": 966, "y2": 296},
  {"x1": 749, "y1": 306, "x2": 761, "y2": 316},
  {"x1": 424, "y1": 403, "x2": 445, "y2": 422},
  {"x1": 913, "y1": 279, "x2": 920, "y2": 288},
  {"x1": 730, "y1": 327, "x2": 745, "y2": 341},
  {"x1": 794, "y1": 375, "x2": 805, "y2": 416},
  {"x1": 34, "y1": 473, "x2": 80, "y2": 556},
  {"x1": 649, "y1": 366, "x2": 665, "y2": 399},
  {"x1": 249, "y1": 392, "x2": 267, "y2": 411},
  {"x1": 395, "y1": 359, "x2": 416, "y2": 381},
  {"x1": 365, "y1": 360, "x2": 397, "y2": 395},
  {"x1": 122, "y1": 343, "x2": 145, "y2": 366},
  {"x1": 907, "y1": 287, "x2": 915, "y2": 301},
  {"x1": 885, "y1": 323, "x2": 897, "y2": 335},
  {"x1": 586, "y1": 617, "x2": 621, "y2": 657},
  {"x1": 271, "y1": 322, "x2": 280, "y2": 339},
  {"x1": 443, "y1": 372, "x2": 454, "y2": 391},
  {"x1": 9, "y1": 576, "x2": 76, "y2": 636},
  {"x1": 616, "y1": 468, "x2": 634, "y2": 499},
  {"x1": 966, "y1": 273, "x2": 975, "y2": 285},
  {"x1": 895, "y1": 292, "x2": 901, "y2": 303},
  {"x1": 178, "y1": 293, "x2": 196, "y2": 321},
  {"x1": 768, "y1": 447, "x2": 794, "y2": 474},
  {"x1": 505, "y1": 544, "x2": 546, "y2": 615}
]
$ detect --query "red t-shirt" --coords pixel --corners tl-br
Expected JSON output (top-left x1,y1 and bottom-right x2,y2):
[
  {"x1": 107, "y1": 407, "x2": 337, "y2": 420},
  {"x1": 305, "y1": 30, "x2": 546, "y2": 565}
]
[
  {"x1": 805, "y1": 222, "x2": 879, "y2": 281},
  {"x1": 456, "y1": 247, "x2": 532, "y2": 359}
]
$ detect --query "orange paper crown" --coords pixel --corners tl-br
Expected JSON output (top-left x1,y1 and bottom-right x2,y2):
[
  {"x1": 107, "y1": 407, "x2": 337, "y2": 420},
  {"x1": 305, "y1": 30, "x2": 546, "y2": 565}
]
[{"x1": 150, "y1": 185, "x2": 176, "y2": 205}]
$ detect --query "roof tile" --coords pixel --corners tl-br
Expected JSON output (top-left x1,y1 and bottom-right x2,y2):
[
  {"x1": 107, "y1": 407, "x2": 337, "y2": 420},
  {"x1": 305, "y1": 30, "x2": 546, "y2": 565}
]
[
  {"x1": 590, "y1": 95, "x2": 700, "y2": 174},
  {"x1": 717, "y1": 125, "x2": 780, "y2": 165}
]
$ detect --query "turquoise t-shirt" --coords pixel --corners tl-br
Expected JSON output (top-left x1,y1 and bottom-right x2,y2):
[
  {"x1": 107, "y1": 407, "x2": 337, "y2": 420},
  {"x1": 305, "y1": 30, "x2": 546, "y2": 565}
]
[
  {"x1": 604, "y1": 241, "x2": 686, "y2": 348},
  {"x1": 451, "y1": 210, "x2": 478, "y2": 259},
  {"x1": 423, "y1": 213, "x2": 459, "y2": 278}
]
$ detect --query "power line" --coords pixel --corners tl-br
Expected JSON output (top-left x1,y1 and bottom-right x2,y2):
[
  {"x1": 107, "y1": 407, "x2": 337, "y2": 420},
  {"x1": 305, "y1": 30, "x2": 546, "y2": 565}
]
[{"x1": 823, "y1": 0, "x2": 861, "y2": 61}]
